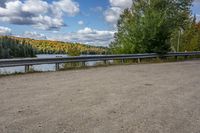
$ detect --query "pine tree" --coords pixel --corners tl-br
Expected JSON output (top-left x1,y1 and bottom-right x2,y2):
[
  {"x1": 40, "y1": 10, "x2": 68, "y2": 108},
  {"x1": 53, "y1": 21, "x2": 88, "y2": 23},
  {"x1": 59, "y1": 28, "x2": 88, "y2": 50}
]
[{"x1": 0, "y1": 36, "x2": 36, "y2": 59}]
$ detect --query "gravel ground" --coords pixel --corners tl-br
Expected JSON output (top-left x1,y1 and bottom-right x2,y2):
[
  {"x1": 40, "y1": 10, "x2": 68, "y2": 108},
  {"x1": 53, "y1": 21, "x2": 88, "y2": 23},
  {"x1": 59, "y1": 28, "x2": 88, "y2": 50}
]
[{"x1": 0, "y1": 60, "x2": 200, "y2": 133}]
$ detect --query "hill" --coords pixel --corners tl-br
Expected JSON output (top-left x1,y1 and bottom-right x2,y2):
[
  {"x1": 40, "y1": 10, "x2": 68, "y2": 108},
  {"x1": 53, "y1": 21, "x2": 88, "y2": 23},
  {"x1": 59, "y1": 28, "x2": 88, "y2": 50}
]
[{"x1": 9, "y1": 36, "x2": 107, "y2": 55}]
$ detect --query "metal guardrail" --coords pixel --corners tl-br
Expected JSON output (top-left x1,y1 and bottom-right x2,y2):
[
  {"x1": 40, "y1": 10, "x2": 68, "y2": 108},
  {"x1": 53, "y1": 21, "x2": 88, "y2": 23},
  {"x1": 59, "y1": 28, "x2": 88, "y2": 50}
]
[{"x1": 0, "y1": 52, "x2": 200, "y2": 72}]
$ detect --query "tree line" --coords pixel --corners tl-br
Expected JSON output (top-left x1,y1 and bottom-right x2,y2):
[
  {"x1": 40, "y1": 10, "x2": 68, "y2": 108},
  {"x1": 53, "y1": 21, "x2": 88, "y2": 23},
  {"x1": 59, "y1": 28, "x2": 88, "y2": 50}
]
[
  {"x1": 12, "y1": 37, "x2": 107, "y2": 55},
  {"x1": 0, "y1": 36, "x2": 108, "y2": 59},
  {"x1": 110, "y1": 0, "x2": 200, "y2": 54},
  {"x1": 0, "y1": 36, "x2": 36, "y2": 59}
]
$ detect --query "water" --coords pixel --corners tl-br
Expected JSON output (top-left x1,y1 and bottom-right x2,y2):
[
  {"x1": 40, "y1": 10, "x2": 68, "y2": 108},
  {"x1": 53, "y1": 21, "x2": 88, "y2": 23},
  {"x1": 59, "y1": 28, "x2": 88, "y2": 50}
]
[{"x1": 0, "y1": 54, "x2": 110, "y2": 74}]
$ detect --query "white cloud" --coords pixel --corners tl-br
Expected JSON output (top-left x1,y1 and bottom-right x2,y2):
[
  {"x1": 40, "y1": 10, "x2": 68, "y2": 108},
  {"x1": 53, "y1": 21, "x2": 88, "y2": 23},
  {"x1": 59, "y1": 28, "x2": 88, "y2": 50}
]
[
  {"x1": 0, "y1": 0, "x2": 80, "y2": 30},
  {"x1": 0, "y1": 26, "x2": 114, "y2": 46},
  {"x1": 0, "y1": 26, "x2": 12, "y2": 35},
  {"x1": 52, "y1": 0, "x2": 79, "y2": 16},
  {"x1": 21, "y1": 31, "x2": 47, "y2": 40},
  {"x1": 78, "y1": 20, "x2": 84, "y2": 25},
  {"x1": 109, "y1": 0, "x2": 132, "y2": 9},
  {"x1": 104, "y1": 0, "x2": 132, "y2": 25},
  {"x1": 51, "y1": 27, "x2": 115, "y2": 46},
  {"x1": 104, "y1": 7, "x2": 122, "y2": 24},
  {"x1": 0, "y1": 0, "x2": 15, "y2": 7},
  {"x1": 196, "y1": 14, "x2": 200, "y2": 22},
  {"x1": 22, "y1": 0, "x2": 49, "y2": 15},
  {"x1": 77, "y1": 27, "x2": 93, "y2": 34}
]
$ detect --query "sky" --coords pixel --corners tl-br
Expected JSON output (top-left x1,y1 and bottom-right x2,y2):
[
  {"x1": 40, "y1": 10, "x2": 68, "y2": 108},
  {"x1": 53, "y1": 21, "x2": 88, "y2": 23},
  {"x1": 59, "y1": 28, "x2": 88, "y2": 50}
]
[{"x1": 0, "y1": 0, "x2": 200, "y2": 47}]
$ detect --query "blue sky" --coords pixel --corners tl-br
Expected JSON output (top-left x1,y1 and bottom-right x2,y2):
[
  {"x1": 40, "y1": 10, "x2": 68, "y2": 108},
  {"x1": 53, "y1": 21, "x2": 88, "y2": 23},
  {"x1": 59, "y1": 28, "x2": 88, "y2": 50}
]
[{"x1": 0, "y1": 0, "x2": 200, "y2": 46}]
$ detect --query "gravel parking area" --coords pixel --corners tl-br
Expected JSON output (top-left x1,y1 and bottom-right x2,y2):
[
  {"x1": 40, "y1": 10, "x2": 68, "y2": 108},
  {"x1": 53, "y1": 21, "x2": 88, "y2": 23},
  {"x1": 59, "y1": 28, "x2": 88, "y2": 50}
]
[{"x1": 0, "y1": 60, "x2": 200, "y2": 133}]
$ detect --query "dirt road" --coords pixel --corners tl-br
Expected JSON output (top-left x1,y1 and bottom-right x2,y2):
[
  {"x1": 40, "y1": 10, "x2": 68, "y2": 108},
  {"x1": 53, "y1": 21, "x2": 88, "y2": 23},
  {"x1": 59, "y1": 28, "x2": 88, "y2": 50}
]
[{"x1": 0, "y1": 60, "x2": 200, "y2": 133}]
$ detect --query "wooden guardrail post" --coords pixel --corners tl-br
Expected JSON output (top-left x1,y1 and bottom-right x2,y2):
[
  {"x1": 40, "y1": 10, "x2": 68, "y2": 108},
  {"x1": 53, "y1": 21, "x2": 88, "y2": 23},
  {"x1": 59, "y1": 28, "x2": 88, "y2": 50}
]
[
  {"x1": 138, "y1": 58, "x2": 141, "y2": 63},
  {"x1": 175, "y1": 56, "x2": 178, "y2": 61},
  {"x1": 184, "y1": 55, "x2": 188, "y2": 60},
  {"x1": 104, "y1": 60, "x2": 107, "y2": 65},
  {"x1": 82, "y1": 61, "x2": 86, "y2": 67},
  {"x1": 25, "y1": 65, "x2": 30, "y2": 73},
  {"x1": 55, "y1": 63, "x2": 59, "y2": 71},
  {"x1": 122, "y1": 59, "x2": 125, "y2": 64}
]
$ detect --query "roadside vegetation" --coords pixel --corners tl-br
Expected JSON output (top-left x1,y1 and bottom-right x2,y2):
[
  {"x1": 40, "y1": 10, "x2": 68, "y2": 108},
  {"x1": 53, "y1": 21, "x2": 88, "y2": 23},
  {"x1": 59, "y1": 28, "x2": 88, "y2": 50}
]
[{"x1": 110, "y1": 0, "x2": 200, "y2": 54}]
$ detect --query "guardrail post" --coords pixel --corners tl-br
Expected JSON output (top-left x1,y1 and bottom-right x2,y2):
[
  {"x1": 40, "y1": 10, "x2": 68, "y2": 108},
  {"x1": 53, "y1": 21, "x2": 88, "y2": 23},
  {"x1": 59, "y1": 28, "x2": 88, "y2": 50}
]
[
  {"x1": 82, "y1": 61, "x2": 86, "y2": 67},
  {"x1": 25, "y1": 65, "x2": 30, "y2": 73},
  {"x1": 55, "y1": 63, "x2": 59, "y2": 71},
  {"x1": 138, "y1": 58, "x2": 141, "y2": 63},
  {"x1": 175, "y1": 56, "x2": 178, "y2": 61},
  {"x1": 104, "y1": 60, "x2": 107, "y2": 65},
  {"x1": 122, "y1": 59, "x2": 125, "y2": 64},
  {"x1": 184, "y1": 55, "x2": 188, "y2": 60}
]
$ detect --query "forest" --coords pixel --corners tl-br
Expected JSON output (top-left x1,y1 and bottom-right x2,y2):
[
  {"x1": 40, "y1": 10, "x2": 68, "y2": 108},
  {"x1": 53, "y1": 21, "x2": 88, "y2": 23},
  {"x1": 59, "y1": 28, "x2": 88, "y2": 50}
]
[
  {"x1": 110, "y1": 0, "x2": 200, "y2": 54},
  {"x1": 0, "y1": 36, "x2": 107, "y2": 59},
  {"x1": 0, "y1": 36, "x2": 36, "y2": 59}
]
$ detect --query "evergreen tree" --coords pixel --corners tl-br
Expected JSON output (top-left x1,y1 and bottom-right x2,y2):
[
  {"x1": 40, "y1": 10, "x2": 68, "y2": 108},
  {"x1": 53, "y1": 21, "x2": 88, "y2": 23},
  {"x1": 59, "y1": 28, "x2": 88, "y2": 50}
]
[{"x1": 0, "y1": 36, "x2": 36, "y2": 59}]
